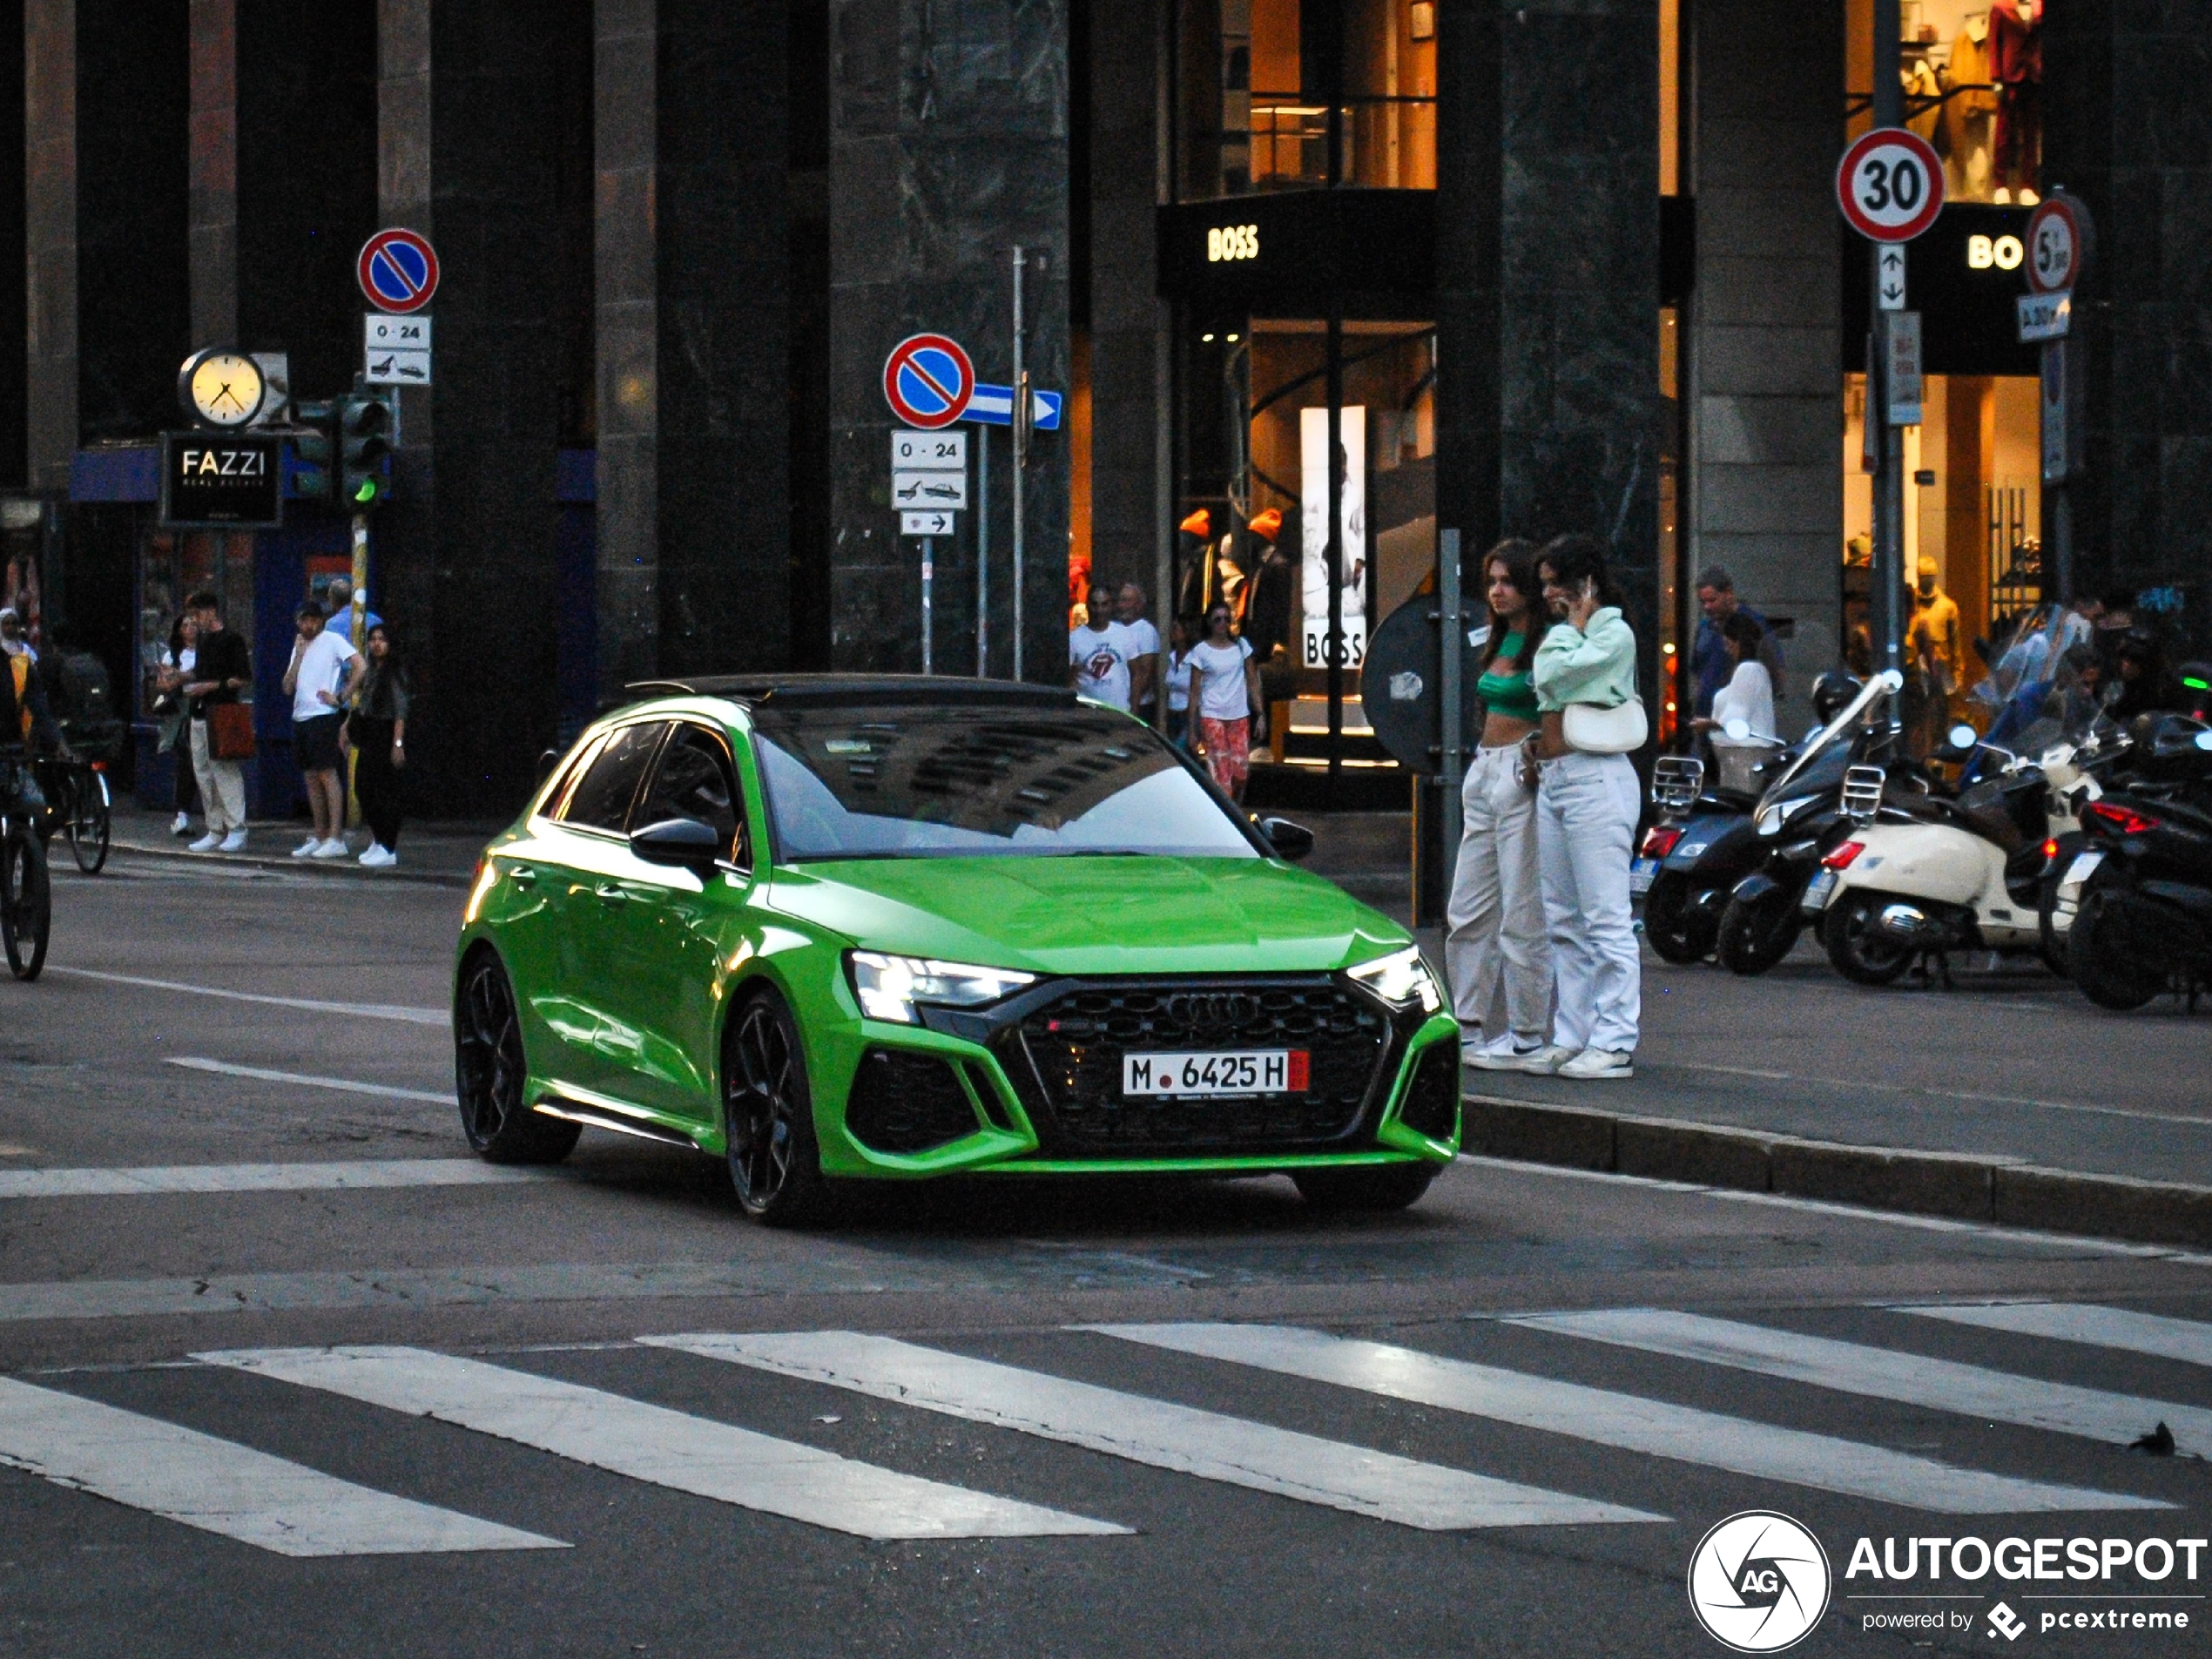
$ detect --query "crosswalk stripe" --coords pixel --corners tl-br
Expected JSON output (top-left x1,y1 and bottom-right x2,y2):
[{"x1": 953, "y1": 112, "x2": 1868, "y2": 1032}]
[
  {"x1": 0, "y1": 1377, "x2": 564, "y2": 1557},
  {"x1": 1898, "y1": 1302, "x2": 2212, "y2": 1370},
  {"x1": 1091, "y1": 1323, "x2": 2167, "y2": 1515},
  {"x1": 43, "y1": 967, "x2": 447, "y2": 1025},
  {"x1": 645, "y1": 1330, "x2": 1666, "y2": 1531},
  {"x1": 0, "y1": 1159, "x2": 541, "y2": 1200},
  {"x1": 196, "y1": 1345, "x2": 1123, "y2": 1541},
  {"x1": 166, "y1": 1056, "x2": 451, "y2": 1103},
  {"x1": 1513, "y1": 1307, "x2": 2212, "y2": 1460}
]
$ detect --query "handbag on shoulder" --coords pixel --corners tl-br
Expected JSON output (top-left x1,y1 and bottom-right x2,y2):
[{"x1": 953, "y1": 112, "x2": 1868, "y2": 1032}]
[
  {"x1": 208, "y1": 702, "x2": 256, "y2": 761},
  {"x1": 1561, "y1": 696, "x2": 1649, "y2": 755}
]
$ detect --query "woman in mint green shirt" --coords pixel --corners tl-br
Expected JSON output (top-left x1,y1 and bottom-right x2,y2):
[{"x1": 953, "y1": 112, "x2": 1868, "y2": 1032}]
[
  {"x1": 1446, "y1": 540, "x2": 1557, "y2": 1072},
  {"x1": 1526, "y1": 534, "x2": 1642, "y2": 1080}
]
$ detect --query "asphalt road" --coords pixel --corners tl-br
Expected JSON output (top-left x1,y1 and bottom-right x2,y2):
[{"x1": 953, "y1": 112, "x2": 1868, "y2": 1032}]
[{"x1": 3, "y1": 849, "x2": 2209, "y2": 1658}]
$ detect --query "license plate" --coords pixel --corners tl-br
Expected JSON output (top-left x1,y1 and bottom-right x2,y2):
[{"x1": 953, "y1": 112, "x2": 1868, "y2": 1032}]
[
  {"x1": 1802, "y1": 869, "x2": 1838, "y2": 914},
  {"x1": 2054, "y1": 850, "x2": 2104, "y2": 915},
  {"x1": 1630, "y1": 857, "x2": 1660, "y2": 896},
  {"x1": 1123, "y1": 1049, "x2": 1307, "y2": 1098}
]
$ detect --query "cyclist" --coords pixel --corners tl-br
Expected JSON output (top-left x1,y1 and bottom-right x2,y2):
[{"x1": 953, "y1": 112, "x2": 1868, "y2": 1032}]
[{"x1": 0, "y1": 630, "x2": 68, "y2": 816}]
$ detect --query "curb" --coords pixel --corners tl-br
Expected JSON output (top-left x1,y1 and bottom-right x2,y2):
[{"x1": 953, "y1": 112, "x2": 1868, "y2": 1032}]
[
  {"x1": 1462, "y1": 1093, "x2": 2212, "y2": 1251},
  {"x1": 107, "y1": 837, "x2": 475, "y2": 890}
]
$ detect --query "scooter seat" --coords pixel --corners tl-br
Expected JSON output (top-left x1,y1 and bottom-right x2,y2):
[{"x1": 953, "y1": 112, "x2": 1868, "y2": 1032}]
[{"x1": 1896, "y1": 792, "x2": 2025, "y2": 852}]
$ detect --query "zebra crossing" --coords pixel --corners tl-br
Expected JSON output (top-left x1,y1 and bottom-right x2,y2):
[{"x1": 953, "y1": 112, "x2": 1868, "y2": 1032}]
[{"x1": 5, "y1": 1300, "x2": 2200, "y2": 1559}]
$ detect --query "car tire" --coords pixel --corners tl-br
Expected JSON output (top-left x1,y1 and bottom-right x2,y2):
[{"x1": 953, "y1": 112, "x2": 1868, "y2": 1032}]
[
  {"x1": 2067, "y1": 886, "x2": 2162, "y2": 1012},
  {"x1": 1292, "y1": 1163, "x2": 1436, "y2": 1212},
  {"x1": 1715, "y1": 888, "x2": 1800, "y2": 977},
  {"x1": 724, "y1": 987, "x2": 837, "y2": 1227},
  {"x1": 1642, "y1": 872, "x2": 1711, "y2": 965},
  {"x1": 1822, "y1": 892, "x2": 1914, "y2": 987},
  {"x1": 454, "y1": 950, "x2": 580, "y2": 1163}
]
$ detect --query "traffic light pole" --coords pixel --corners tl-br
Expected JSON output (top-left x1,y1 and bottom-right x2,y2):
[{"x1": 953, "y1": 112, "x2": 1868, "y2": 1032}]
[{"x1": 1870, "y1": 0, "x2": 1906, "y2": 720}]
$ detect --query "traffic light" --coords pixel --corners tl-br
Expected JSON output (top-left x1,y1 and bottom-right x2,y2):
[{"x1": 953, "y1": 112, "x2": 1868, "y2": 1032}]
[
  {"x1": 290, "y1": 398, "x2": 335, "y2": 505},
  {"x1": 337, "y1": 389, "x2": 394, "y2": 511}
]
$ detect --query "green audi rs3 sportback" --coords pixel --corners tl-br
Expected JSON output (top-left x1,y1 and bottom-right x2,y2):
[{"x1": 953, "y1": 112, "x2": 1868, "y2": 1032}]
[{"x1": 453, "y1": 676, "x2": 1461, "y2": 1224}]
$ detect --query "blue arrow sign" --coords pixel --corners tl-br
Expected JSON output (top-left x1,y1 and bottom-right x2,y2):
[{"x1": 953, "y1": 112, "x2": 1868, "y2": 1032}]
[{"x1": 964, "y1": 383, "x2": 1063, "y2": 430}]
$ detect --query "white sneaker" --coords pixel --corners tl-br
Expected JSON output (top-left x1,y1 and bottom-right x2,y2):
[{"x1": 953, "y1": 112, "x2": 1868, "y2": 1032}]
[
  {"x1": 359, "y1": 844, "x2": 395, "y2": 867},
  {"x1": 1557, "y1": 1048, "x2": 1635, "y2": 1081},
  {"x1": 1480, "y1": 1042, "x2": 1577, "y2": 1075},
  {"x1": 219, "y1": 830, "x2": 248, "y2": 853},
  {"x1": 310, "y1": 838, "x2": 350, "y2": 859},
  {"x1": 171, "y1": 812, "x2": 192, "y2": 836},
  {"x1": 292, "y1": 835, "x2": 321, "y2": 859},
  {"x1": 1467, "y1": 1037, "x2": 1546, "y2": 1071},
  {"x1": 188, "y1": 832, "x2": 223, "y2": 853}
]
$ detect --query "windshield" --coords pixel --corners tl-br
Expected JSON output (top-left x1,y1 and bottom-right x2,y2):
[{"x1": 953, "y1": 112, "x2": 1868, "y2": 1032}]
[{"x1": 749, "y1": 704, "x2": 1263, "y2": 862}]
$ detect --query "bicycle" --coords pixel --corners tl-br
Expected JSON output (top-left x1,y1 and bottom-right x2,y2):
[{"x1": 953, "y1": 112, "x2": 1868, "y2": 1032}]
[
  {"x1": 0, "y1": 752, "x2": 51, "y2": 981},
  {"x1": 36, "y1": 753, "x2": 111, "y2": 874}
]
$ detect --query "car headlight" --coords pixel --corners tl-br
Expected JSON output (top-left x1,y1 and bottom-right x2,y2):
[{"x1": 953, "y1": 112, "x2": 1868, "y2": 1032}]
[
  {"x1": 1348, "y1": 946, "x2": 1443, "y2": 1014},
  {"x1": 846, "y1": 952, "x2": 1035, "y2": 1024}
]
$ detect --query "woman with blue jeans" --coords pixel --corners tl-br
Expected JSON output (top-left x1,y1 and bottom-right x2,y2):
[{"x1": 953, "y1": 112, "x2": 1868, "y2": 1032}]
[{"x1": 1522, "y1": 534, "x2": 1642, "y2": 1080}]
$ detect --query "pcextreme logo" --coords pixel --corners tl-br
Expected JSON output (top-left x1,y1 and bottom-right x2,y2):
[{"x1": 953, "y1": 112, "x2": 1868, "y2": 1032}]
[{"x1": 1688, "y1": 1511, "x2": 1832, "y2": 1652}]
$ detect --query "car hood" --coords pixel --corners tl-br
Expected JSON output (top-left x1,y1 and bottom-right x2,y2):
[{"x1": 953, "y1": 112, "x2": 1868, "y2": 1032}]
[{"x1": 765, "y1": 855, "x2": 1406, "y2": 975}]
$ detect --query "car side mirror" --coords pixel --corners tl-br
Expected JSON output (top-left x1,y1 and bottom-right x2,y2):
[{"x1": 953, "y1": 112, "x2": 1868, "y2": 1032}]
[
  {"x1": 536, "y1": 748, "x2": 560, "y2": 786},
  {"x1": 629, "y1": 816, "x2": 724, "y2": 872},
  {"x1": 1258, "y1": 815, "x2": 1315, "y2": 861}
]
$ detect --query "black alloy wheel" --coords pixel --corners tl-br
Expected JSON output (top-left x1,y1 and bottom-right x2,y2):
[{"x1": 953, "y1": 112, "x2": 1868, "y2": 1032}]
[
  {"x1": 1, "y1": 826, "x2": 51, "y2": 981},
  {"x1": 66, "y1": 769, "x2": 111, "y2": 875},
  {"x1": 1715, "y1": 887, "x2": 1802, "y2": 977},
  {"x1": 1821, "y1": 891, "x2": 1914, "y2": 987},
  {"x1": 1642, "y1": 872, "x2": 1713, "y2": 965},
  {"x1": 2067, "y1": 886, "x2": 2163, "y2": 1012},
  {"x1": 454, "y1": 952, "x2": 578, "y2": 1163},
  {"x1": 724, "y1": 988, "x2": 833, "y2": 1226},
  {"x1": 1292, "y1": 1163, "x2": 1438, "y2": 1212}
]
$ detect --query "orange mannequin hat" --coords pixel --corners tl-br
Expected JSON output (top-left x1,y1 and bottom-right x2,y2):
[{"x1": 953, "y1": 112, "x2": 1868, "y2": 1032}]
[
  {"x1": 1178, "y1": 508, "x2": 1211, "y2": 538},
  {"x1": 1246, "y1": 509, "x2": 1283, "y2": 543}
]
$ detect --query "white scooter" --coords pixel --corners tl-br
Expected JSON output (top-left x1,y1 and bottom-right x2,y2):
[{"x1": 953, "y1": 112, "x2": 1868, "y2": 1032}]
[{"x1": 1801, "y1": 725, "x2": 2087, "y2": 986}]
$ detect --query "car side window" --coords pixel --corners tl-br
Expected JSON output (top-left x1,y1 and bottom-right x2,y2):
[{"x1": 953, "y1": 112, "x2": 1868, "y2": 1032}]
[
  {"x1": 558, "y1": 722, "x2": 667, "y2": 833},
  {"x1": 636, "y1": 723, "x2": 749, "y2": 868}
]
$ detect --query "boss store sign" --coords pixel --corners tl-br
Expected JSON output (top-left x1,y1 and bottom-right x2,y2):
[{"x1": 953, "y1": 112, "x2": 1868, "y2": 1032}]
[
  {"x1": 159, "y1": 433, "x2": 282, "y2": 529},
  {"x1": 1844, "y1": 203, "x2": 2039, "y2": 376},
  {"x1": 1157, "y1": 189, "x2": 1434, "y2": 314}
]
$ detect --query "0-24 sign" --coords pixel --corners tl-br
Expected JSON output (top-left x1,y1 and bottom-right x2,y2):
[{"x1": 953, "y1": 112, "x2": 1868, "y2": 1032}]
[{"x1": 1836, "y1": 127, "x2": 1945, "y2": 244}]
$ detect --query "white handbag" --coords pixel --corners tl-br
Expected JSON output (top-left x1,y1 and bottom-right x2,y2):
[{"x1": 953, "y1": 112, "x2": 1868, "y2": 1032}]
[{"x1": 1562, "y1": 695, "x2": 1649, "y2": 754}]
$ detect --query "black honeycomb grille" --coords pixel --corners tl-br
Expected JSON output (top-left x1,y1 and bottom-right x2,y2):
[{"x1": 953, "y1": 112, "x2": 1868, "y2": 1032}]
[
  {"x1": 997, "y1": 979, "x2": 1392, "y2": 1157},
  {"x1": 1395, "y1": 1042, "x2": 1461, "y2": 1143},
  {"x1": 845, "y1": 1048, "x2": 982, "y2": 1155}
]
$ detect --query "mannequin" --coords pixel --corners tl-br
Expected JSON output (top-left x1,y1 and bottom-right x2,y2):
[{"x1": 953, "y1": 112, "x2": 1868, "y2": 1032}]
[
  {"x1": 1908, "y1": 555, "x2": 1967, "y2": 748},
  {"x1": 1941, "y1": 15, "x2": 2000, "y2": 202},
  {"x1": 1989, "y1": 0, "x2": 2042, "y2": 205}
]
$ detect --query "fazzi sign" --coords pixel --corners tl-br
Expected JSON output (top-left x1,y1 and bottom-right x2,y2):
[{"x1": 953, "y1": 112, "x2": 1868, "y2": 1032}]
[{"x1": 159, "y1": 433, "x2": 281, "y2": 529}]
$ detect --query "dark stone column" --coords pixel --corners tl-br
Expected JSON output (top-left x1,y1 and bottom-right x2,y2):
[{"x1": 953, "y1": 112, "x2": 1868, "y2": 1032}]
[
  {"x1": 24, "y1": 0, "x2": 75, "y2": 492},
  {"x1": 0, "y1": 0, "x2": 27, "y2": 489},
  {"x1": 594, "y1": 0, "x2": 792, "y2": 700},
  {"x1": 828, "y1": 0, "x2": 1071, "y2": 680},
  {"x1": 1687, "y1": 0, "x2": 1844, "y2": 693},
  {"x1": 2044, "y1": 9, "x2": 2212, "y2": 625},
  {"x1": 187, "y1": 0, "x2": 236, "y2": 345},
  {"x1": 1084, "y1": 0, "x2": 1164, "y2": 597},
  {"x1": 1437, "y1": 0, "x2": 1660, "y2": 666},
  {"x1": 374, "y1": 0, "x2": 591, "y2": 815}
]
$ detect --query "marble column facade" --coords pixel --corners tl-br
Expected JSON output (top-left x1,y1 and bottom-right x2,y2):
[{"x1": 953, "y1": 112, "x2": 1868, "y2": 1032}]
[
  {"x1": 1437, "y1": 0, "x2": 1662, "y2": 689},
  {"x1": 828, "y1": 0, "x2": 1071, "y2": 679},
  {"x1": 595, "y1": 0, "x2": 793, "y2": 699},
  {"x1": 2044, "y1": 8, "x2": 2212, "y2": 616}
]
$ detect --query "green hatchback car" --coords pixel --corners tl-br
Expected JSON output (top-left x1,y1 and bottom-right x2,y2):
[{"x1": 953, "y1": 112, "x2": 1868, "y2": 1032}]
[{"x1": 454, "y1": 676, "x2": 1461, "y2": 1223}]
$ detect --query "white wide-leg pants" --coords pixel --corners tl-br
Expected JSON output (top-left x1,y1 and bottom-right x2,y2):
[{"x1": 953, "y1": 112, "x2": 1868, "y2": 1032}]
[
  {"x1": 1444, "y1": 744, "x2": 1551, "y2": 1049},
  {"x1": 1536, "y1": 750, "x2": 1642, "y2": 1055}
]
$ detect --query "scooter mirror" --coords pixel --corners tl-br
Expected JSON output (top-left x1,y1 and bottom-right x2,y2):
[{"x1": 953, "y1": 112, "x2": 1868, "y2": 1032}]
[
  {"x1": 1723, "y1": 717, "x2": 1751, "y2": 742},
  {"x1": 1947, "y1": 724, "x2": 1978, "y2": 751}
]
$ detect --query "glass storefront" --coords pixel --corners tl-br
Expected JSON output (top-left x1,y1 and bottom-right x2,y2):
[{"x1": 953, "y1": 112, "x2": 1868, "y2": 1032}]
[{"x1": 1851, "y1": 0, "x2": 2042, "y2": 206}]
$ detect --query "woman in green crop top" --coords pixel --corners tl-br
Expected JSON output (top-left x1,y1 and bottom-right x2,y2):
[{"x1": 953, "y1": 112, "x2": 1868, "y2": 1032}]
[{"x1": 1445, "y1": 540, "x2": 1561, "y2": 1074}]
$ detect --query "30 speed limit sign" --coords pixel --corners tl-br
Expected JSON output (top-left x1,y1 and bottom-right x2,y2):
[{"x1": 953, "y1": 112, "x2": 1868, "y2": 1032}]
[{"x1": 1836, "y1": 127, "x2": 1945, "y2": 242}]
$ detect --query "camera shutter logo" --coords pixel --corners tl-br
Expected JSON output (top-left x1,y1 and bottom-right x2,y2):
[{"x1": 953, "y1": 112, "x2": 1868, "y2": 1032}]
[{"x1": 1687, "y1": 1511, "x2": 1831, "y2": 1653}]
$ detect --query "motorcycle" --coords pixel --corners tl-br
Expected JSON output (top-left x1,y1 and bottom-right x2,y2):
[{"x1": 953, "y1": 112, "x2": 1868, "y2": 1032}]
[
  {"x1": 1634, "y1": 753, "x2": 1764, "y2": 965},
  {"x1": 1712, "y1": 671, "x2": 1904, "y2": 976},
  {"x1": 2055, "y1": 717, "x2": 2212, "y2": 1010}
]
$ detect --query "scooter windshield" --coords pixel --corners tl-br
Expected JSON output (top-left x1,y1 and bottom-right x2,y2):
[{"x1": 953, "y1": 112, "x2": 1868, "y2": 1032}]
[{"x1": 1754, "y1": 669, "x2": 1901, "y2": 810}]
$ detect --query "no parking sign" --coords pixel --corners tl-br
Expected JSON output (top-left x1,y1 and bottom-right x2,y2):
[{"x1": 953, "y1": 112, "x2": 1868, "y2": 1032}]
[{"x1": 881, "y1": 334, "x2": 974, "y2": 430}]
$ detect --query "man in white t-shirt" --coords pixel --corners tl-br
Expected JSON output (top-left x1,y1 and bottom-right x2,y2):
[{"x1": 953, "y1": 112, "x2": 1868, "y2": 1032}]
[
  {"x1": 282, "y1": 604, "x2": 365, "y2": 860},
  {"x1": 1113, "y1": 581, "x2": 1162, "y2": 718},
  {"x1": 1069, "y1": 583, "x2": 1136, "y2": 710}
]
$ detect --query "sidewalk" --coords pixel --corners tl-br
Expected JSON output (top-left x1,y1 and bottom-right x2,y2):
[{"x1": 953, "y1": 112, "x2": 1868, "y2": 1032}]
[{"x1": 109, "y1": 803, "x2": 496, "y2": 887}]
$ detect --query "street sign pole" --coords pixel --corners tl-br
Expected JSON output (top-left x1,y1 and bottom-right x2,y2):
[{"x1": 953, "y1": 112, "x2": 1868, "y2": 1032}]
[
  {"x1": 2025, "y1": 192, "x2": 2094, "y2": 606},
  {"x1": 1871, "y1": 0, "x2": 1905, "y2": 714},
  {"x1": 976, "y1": 426, "x2": 990, "y2": 676},
  {"x1": 1437, "y1": 527, "x2": 1464, "y2": 864},
  {"x1": 1010, "y1": 245, "x2": 1027, "y2": 681},
  {"x1": 921, "y1": 537, "x2": 934, "y2": 675}
]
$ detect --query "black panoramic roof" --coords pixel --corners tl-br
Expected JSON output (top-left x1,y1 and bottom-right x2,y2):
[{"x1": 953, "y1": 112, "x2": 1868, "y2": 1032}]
[{"x1": 624, "y1": 673, "x2": 1081, "y2": 711}]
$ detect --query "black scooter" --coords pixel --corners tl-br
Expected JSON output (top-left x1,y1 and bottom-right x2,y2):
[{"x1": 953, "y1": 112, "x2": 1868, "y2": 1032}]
[{"x1": 2060, "y1": 717, "x2": 2212, "y2": 1010}]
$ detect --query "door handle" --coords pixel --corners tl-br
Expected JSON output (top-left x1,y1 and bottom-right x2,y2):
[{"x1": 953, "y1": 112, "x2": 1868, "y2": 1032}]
[{"x1": 594, "y1": 883, "x2": 630, "y2": 905}]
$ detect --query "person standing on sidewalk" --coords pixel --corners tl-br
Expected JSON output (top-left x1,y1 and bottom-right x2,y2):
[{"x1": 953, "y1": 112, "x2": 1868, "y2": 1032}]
[
  {"x1": 343, "y1": 622, "x2": 410, "y2": 867},
  {"x1": 281, "y1": 603, "x2": 363, "y2": 860},
  {"x1": 1113, "y1": 582, "x2": 1162, "y2": 718},
  {"x1": 1526, "y1": 534, "x2": 1642, "y2": 1081},
  {"x1": 1189, "y1": 602, "x2": 1265, "y2": 802},
  {"x1": 1445, "y1": 539, "x2": 1561, "y2": 1074},
  {"x1": 179, "y1": 590, "x2": 252, "y2": 853},
  {"x1": 1069, "y1": 583, "x2": 1137, "y2": 711},
  {"x1": 153, "y1": 614, "x2": 201, "y2": 836}
]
